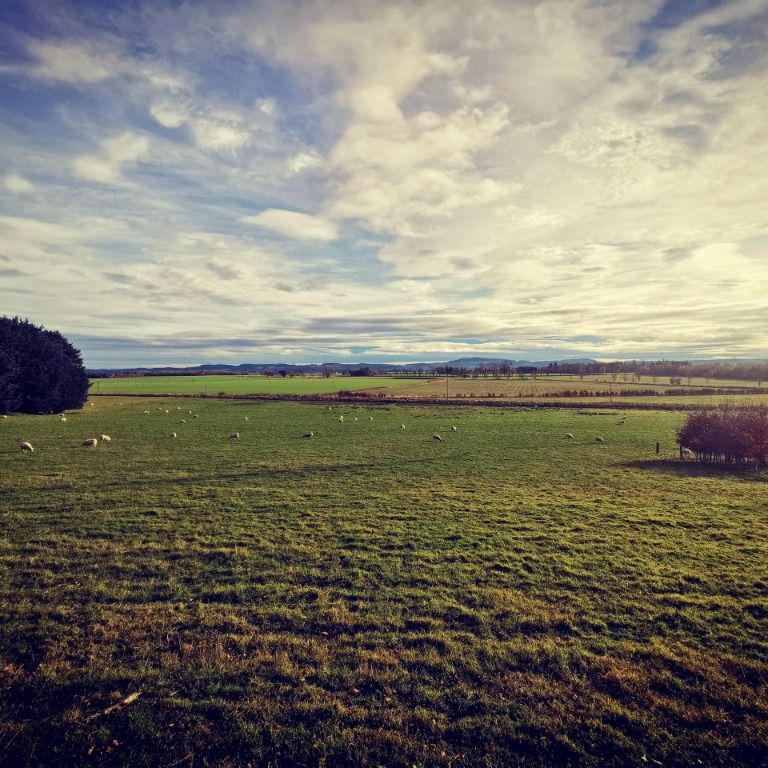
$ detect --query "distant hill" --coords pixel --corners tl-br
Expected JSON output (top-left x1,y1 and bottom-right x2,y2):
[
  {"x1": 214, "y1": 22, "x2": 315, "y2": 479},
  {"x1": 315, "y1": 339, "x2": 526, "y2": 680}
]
[{"x1": 87, "y1": 357, "x2": 600, "y2": 376}]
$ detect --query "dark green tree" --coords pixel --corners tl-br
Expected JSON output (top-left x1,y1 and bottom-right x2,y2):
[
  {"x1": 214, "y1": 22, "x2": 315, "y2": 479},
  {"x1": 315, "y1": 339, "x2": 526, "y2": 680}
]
[{"x1": 0, "y1": 317, "x2": 89, "y2": 413}]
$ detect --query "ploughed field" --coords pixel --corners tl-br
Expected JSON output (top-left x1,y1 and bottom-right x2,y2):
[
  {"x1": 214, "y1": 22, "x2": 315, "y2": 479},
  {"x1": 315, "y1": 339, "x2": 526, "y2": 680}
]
[{"x1": 2, "y1": 398, "x2": 768, "y2": 767}]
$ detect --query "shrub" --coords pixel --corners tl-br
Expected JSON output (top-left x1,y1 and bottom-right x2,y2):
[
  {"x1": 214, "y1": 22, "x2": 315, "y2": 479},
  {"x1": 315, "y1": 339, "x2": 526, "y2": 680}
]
[
  {"x1": 677, "y1": 405, "x2": 768, "y2": 466},
  {"x1": 0, "y1": 316, "x2": 89, "y2": 413}
]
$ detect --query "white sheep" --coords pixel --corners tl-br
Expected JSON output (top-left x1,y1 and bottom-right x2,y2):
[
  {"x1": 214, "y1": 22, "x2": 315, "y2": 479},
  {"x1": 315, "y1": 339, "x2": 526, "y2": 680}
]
[
  {"x1": 451, "y1": 426, "x2": 457, "y2": 432},
  {"x1": 244, "y1": 417, "x2": 248, "y2": 421},
  {"x1": 681, "y1": 447, "x2": 695, "y2": 460},
  {"x1": 169, "y1": 432, "x2": 177, "y2": 439},
  {"x1": 99, "y1": 434, "x2": 111, "y2": 443},
  {"x1": 228, "y1": 432, "x2": 240, "y2": 440},
  {"x1": 59, "y1": 416, "x2": 67, "y2": 422},
  {"x1": 20, "y1": 441, "x2": 33, "y2": 453},
  {"x1": 193, "y1": 414, "x2": 199, "y2": 419},
  {"x1": 188, "y1": 410, "x2": 193, "y2": 414},
  {"x1": 165, "y1": 409, "x2": 169, "y2": 414},
  {"x1": 595, "y1": 436, "x2": 605, "y2": 443},
  {"x1": 303, "y1": 431, "x2": 314, "y2": 438},
  {"x1": 369, "y1": 416, "x2": 373, "y2": 421},
  {"x1": 354, "y1": 417, "x2": 358, "y2": 421},
  {"x1": 338, "y1": 416, "x2": 344, "y2": 422},
  {"x1": 176, "y1": 407, "x2": 181, "y2": 410},
  {"x1": 432, "y1": 434, "x2": 443, "y2": 441},
  {"x1": 180, "y1": 419, "x2": 186, "y2": 424},
  {"x1": 1, "y1": 415, "x2": 8, "y2": 419},
  {"x1": 81, "y1": 438, "x2": 98, "y2": 447},
  {"x1": 401, "y1": 424, "x2": 406, "y2": 430},
  {"x1": 565, "y1": 433, "x2": 574, "y2": 439},
  {"x1": 143, "y1": 410, "x2": 150, "y2": 415}
]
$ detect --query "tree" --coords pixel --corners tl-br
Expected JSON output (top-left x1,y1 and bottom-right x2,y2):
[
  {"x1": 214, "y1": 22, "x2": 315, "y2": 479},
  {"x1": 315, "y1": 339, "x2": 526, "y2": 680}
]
[{"x1": 0, "y1": 317, "x2": 89, "y2": 413}]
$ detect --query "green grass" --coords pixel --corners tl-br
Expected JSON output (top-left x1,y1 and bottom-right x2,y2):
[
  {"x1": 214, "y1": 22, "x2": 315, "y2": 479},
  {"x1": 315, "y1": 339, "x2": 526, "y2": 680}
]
[
  {"x1": 90, "y1": 375, "x2": 408, "y2": 396},
  {"x1": 2, "y1": 398, "x2": 767, "y2": 766}
]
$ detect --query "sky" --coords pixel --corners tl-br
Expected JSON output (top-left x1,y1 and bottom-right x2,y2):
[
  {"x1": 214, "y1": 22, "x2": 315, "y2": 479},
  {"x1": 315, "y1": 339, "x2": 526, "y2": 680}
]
[{"x1": 0, "y1": 0, "x2": 767, "y2": 367}]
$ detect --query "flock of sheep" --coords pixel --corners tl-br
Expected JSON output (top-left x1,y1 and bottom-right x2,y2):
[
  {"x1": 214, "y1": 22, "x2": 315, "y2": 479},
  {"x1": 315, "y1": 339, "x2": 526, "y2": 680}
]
[{"x1": 8, "y1": 403, "x2": 620, "y2": 454}]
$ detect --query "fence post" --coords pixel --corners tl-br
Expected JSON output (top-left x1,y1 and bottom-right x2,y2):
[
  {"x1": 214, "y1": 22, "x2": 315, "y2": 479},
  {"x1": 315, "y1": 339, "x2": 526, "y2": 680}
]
[{"x1": 656, "y1": 442, "x2": 660, "y2": 455}]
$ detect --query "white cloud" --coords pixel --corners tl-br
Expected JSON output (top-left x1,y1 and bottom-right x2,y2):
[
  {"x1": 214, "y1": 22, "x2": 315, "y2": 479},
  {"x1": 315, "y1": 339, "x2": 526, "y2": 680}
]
[
  {"x1": 73, "y1": 133, "x2": 149, "y2": 183},
  {"x1": 2, "y1": 174, "x2": 34, "y2": 194},
  {"x1": 242, "y1": 209, "x2": 338, "y2": 242}
]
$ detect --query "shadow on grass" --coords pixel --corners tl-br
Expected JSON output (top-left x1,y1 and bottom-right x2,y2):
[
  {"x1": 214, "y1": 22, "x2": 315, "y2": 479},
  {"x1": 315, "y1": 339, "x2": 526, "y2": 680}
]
[{"x1": 624, "y1": 458, "x2": 768, "y2": 482}]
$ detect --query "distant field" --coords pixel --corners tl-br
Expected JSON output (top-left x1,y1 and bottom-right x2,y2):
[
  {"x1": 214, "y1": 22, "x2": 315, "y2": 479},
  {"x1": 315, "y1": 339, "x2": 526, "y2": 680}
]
[
  {"x1": 370, "y1": 375, "x2": 768, "y2": 405},
  {"x1": 90, "y1": 375, "x2": 407, "y2": 396},
  {"x1": 2, "y1": 397, "x2": 767, "y2": 766}
]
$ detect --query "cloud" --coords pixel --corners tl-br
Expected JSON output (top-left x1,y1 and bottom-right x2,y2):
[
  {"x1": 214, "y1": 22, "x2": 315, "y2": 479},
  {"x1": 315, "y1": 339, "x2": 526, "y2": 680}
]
[
  {"x1": 73, "y1": 133, "x2": 149, "y2": 183},
  {"x1": 2, "y1": 0, "x2": 767, "y2": 365},
  {"x1": 242, "y1": 209, "x2": 338, "y2": 242},
  {"x1": 2, "y1": 174, "x2": 34, "y2": 194}
]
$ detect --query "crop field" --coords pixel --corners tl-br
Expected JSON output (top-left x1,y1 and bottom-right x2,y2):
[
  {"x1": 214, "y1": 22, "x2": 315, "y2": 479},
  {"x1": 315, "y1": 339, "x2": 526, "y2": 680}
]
[
  {"x1": 89, "y1": 375, "x2": 407, "y2": 396},
  {"x1": 370, "y1": 376, "x2": 768, "y2": 406},
  {"x1": 2, "y1": 398, "x2": 768, "y2": 766}
]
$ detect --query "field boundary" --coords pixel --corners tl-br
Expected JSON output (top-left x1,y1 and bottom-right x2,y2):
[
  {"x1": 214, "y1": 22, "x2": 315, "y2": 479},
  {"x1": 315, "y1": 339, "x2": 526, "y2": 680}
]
[{"x1": 90, "y1": 391, "x2": 705, "y2": 411}]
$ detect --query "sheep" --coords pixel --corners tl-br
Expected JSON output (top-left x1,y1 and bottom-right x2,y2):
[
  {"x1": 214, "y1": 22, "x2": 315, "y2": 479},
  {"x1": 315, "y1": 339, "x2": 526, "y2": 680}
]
[
  {"x1": 353, "y1": 417, "x2": 358, "y2": 421},
  {"x1": 1, "y1": 415, "x2": 8, "y2": 419},
  {"x1": 180, "y1": 419, "x2": 186, "y2": 424},
  {"x1": 81, "y1": 438, "x2": 98, "y2": 447},
  {"x1": 20, "y1": 441, "x2": 33, "y2": 453},
  {"x1": 681, "y1": 447, "x2": 695, "y2": 460},
  {"x1": 99, "y1": 434, "x2": 111, "y2": 443},
  {"x1": 338, "y1": 416, "x2": 344, "y2": 422},
  {"x1": 59, "y1": 416, "x2": 67, "y2": 422},
  {"x1": 565, "y1": 433, "x2": 574, "y2": 439},
  {"x1": 193, "y1": 414, "x2": 199, "y2": 419},
  {"x1": 432, "y1": 434, "x2": 443, "y2": 441},
  {"x1": 228, "y1": 432, "x2": 240, "y2": 440},
  {"x1": 188, "y1": 410, "x2": 193, "y2": 414},
  {"x1": 595, "y1": 436, "x2": 605, "y2": 443},
  {"x1": 244, "y1": 416, "x2": 249, "y2": 421},
  {"x1": 176, "y1": 407, "x2": 181, "y2": 411},
  {"x1": 169, "y1": 432, "x2": 177, "y2": 439},
  {"x1": 303, "y1": 431, "x2": 314, "y2": 438},
  {"x1": 164, "y1": 409, "x2": 170, "y2": 414},
  {"x1": 401, "y1": 424, "x2": 406, "y2": 430},
  {"x1": 451, "y1": 426, "x2": 458, "y2": 432},
  {"x1": 143, "y1": 410, "x2": 150, "y2": 415},
  {"x1": 369, "y1": 416, "x2": 373, "y2": 421}
]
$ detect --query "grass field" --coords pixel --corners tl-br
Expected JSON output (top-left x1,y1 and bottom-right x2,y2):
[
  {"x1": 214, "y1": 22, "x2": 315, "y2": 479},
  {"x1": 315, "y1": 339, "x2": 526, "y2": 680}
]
[
  {"x1": 90, "y1": 375, "x2": 407, "y2": 396},
  {"x1": 2, "y1": 397, "x2": 768, "y2": 766}
]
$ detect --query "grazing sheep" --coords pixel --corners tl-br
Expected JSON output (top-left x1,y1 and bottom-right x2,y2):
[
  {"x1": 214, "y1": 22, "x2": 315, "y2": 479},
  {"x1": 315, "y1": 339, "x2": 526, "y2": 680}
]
[
  {"x1": 99, "y1": 434, "x2": 111, "y2": 443},
  {"x1": 1, "y1": 415, "x2": 8, "y2": 419},
  {"x1": 303, "y1": 431, "x2": 314, "y2": 438},
  {"x1": 228, "y1": 432, "x2": 240, "y2": 440},
  {"x1": 401, "y1": 424, "x2": 406, "y2": 430},
  {"x1": 188, "y1": 410, "x2": 193, "y2": 414},
  {"x1": 59, "y1": 416, "x2": 67, "y2": 422},
  {"x1": 451, "y1": 426, "x2": 458, "y2": 432},
  {"x1": 338, "y1": 416, "x2": 344, "y2": 422},
  {"x1": 165, "y1": 409, "x2": 169, "y2": 414},
  {"x1": 193, "y1": 414, "x2": 199, "y2": 419},
  {"x1": 180, "y1": 419, "x2": 186, "y2": 424},
  {"x1": 595, "y1": 436, "x2": 605, "y2": 443},
  {"x1": 81, "y1": 438, "x2": 98, "y2": 447},
  {"x1": 20, "y1": 441, "x2": 33, "y2": 453},
  {"x1": 143, "y1": 410, "x2": 150, "y2": 415},
  {"x1": 176, "y1": 407, "x2": 181, "y2": 410},
  {"x1": 354, "y1": 417, "x2": 358, "y2": 421},
  {"x1": 432, "y1": 434, "x2": 443, "y2": 441},
  {"x1": 369, "y1": 416, "x2": 373, "y2": 421},
  {"x1": 244, "y1": 417, "x2": 248, "y2": 421},
  {"x1": 565, "y1": 433, "x2": 574, "y2": 439},
  {"x1": 169, "y1": 432, "x2": 177, "y2": 439}
]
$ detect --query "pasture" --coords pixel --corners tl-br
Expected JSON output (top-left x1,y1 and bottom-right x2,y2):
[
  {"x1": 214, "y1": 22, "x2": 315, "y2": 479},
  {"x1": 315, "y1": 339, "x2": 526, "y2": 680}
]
[
  {"x1": 89, "y1": 375, "x2": 407, "y2": 396},
  {"x1": 1, "y1": 398, "x2": 767, "y2": 766}
]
